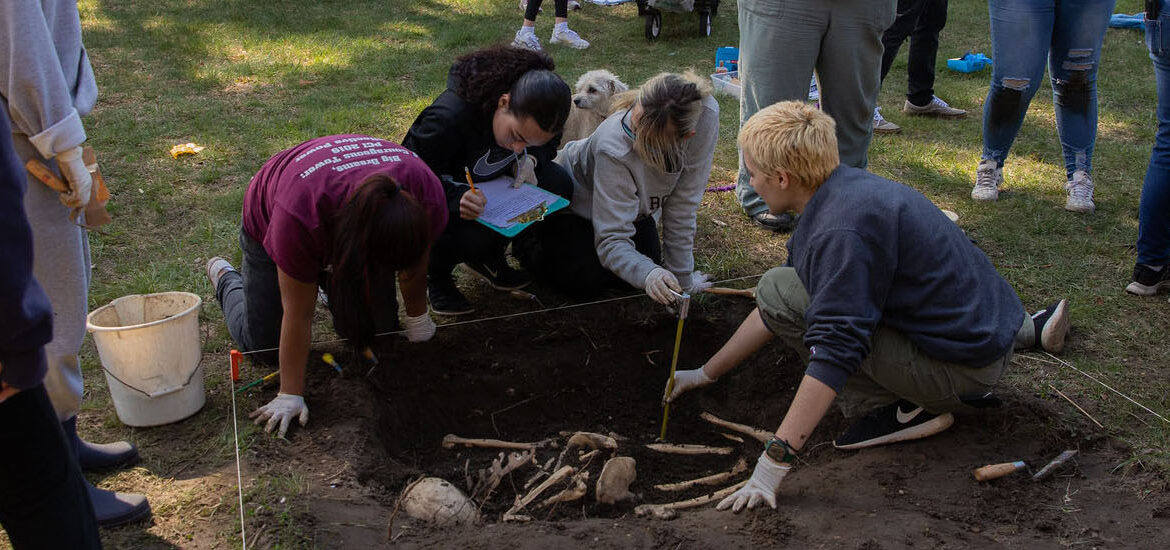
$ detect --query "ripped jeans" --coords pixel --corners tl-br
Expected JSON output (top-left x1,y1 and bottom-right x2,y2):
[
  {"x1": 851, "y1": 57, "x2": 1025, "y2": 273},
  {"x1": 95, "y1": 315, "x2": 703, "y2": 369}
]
[{"x1": 981, "y1": 0, "x2": 1115, "y2": 178}]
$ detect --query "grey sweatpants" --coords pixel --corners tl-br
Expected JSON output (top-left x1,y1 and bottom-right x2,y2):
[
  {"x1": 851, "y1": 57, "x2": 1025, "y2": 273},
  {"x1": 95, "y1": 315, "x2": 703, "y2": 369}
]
[
  {"x1": 13, "y1": 133, "x2": 89, "y2": 422},
  {"x1": 755, "y1": 267, "x2": 1029, "y2": 418},
  {"x1": 735, "y1": 0, "x2": 896, "y2": 217}
]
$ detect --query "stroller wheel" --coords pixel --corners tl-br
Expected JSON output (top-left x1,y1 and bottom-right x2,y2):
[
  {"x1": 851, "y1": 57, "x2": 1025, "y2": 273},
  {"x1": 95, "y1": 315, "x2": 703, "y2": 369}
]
[
  {"x1": 699, "y1": 11, "x2": 712, "y2": 37},
  {"x1": 645, "y1": 11, "x2": 662, "y2": 40}
]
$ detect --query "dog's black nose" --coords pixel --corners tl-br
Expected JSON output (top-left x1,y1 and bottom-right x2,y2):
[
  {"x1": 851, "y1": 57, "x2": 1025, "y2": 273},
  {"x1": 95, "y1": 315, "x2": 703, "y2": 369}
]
[{"x1": 574, "y1": 98, "x2": 584, "y2": 106}]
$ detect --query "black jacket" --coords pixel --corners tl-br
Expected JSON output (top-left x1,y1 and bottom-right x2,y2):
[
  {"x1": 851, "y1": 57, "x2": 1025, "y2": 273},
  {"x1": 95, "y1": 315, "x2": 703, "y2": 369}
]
[{"x1": 402, "y1": 69, "x2": 561, "y2": 214}]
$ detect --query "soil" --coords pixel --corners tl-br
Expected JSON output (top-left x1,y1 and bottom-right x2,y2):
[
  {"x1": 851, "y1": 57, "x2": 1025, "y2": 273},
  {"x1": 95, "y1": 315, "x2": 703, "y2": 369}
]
[{"x1": 249, "y1": 296, "x2": 1170, "y2": 549}]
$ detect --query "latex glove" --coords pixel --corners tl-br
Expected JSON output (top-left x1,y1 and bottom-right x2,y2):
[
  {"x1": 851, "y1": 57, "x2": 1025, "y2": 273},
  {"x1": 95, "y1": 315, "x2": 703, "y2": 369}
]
[
  {"x1": 460, "y1": 188, "x2": 486, "y2": 220},
  {"x1": 688, "y1": 270, "x2": 714, "y2": 294},
  {"x1": 250, "y1": 393, "x2": 309, "y2": 438},
  {"x1": 662, "y1": 366, "x2": 715, "y2": 405},
  {"x1": 644, "y1": 267, "x2": 682, "y2": 305},
  {"x1": 56, "y1": 146, "x2": 93, "y2": 209},
  {"x1": 403, "y1": 311, "x2": 436, "y2": 342},
  {"x1": 717, "y1": 452, "x2": 792, "y2": 513},
  {"x1": 513, "y1": 154, "x2": 538, "y2": 188}
]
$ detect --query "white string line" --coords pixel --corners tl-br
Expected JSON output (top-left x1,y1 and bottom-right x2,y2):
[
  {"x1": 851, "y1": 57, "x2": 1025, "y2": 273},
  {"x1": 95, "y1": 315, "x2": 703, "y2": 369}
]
[
  {"x1": 1041, "y1": 352, "x2": 1170, "y2": 425},
  {"x1": 228, "y1": 357, "x2": 248, "y2": 548},
  {"x1": 236, "y1": 273, "x2": 767, "y2": 357}
]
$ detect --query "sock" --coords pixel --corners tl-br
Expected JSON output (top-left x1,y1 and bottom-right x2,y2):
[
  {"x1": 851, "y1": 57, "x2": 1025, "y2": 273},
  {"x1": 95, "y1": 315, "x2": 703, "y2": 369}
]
[
  {"x1": 555, "y1": 21, "x2": 568, "y2": 32},
  {"x1": 519, "y1": 25, "x2": 535, "y2": 36}
]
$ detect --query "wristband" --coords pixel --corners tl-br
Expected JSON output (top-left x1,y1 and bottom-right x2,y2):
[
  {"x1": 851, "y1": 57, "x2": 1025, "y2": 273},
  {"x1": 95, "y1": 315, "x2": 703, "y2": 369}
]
[{"x1": 763, "y1": 437, "x2": 798, "y2": 465}]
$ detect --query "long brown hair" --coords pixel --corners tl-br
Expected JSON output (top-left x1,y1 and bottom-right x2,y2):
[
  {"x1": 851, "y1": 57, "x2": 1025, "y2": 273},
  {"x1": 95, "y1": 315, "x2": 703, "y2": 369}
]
[{"x1": 327, "y1": 174, "x2": 429, "y2": 349}]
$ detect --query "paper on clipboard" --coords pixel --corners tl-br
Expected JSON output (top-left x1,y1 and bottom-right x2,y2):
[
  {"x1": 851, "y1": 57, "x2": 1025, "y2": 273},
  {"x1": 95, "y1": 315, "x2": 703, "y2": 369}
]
[{"x1": 475, "y1": 177, "x2": 560, "y2": 229}]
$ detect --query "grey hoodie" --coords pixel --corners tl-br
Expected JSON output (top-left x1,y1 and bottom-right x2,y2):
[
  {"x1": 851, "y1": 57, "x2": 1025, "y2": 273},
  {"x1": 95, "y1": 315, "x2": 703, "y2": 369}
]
[
  {"x1": 0, "y1": 0, "x2": 97, "y2": 158},
  {"x1": 556, "y1": 95, "x2": 718, "y2": 291}
]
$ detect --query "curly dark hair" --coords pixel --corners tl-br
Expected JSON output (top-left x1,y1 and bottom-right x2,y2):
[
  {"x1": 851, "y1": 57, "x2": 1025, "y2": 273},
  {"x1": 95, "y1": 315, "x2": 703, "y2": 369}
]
[{"x1": 451, "y1": 45, "x2": 570, "y2": 133}]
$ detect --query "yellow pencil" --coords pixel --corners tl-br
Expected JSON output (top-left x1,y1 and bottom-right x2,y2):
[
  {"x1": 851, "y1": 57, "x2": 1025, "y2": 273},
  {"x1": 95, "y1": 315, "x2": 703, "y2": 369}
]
[{"x1": 464, "y1": 166, "x2": 477, "y2": 193}]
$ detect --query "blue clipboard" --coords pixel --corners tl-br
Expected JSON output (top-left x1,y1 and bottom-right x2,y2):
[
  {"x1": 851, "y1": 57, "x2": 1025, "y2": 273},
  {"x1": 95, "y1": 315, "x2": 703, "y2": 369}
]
[{"x1": 473, "y1": 181, "x2": 569, "y2": 237}]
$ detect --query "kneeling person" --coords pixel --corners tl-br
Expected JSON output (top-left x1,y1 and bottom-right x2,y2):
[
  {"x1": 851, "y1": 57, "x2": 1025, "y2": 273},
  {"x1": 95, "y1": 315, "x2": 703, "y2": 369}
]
[{"x1": 665, "y1": 102, "x2": 1071, "y2": 512}]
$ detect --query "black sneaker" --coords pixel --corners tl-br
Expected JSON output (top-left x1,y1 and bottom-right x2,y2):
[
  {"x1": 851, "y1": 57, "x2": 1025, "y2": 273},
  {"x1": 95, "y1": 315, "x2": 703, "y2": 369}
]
[
  {"x1": 751, "y1": 211, "x2": 798, "y2": 233},
  {"x1": 428, "y1": 278, "x2": 474, "y2": 316},
  {"x1": 1125, "y1": 263, "x2": 1170, "y2": 296},
  {"x1": 463, "y1": 259, "x2": 531, "y2": 290},
  {"x1": 833, "y1": 399, "x2": 954, "y2": 450},
  {"x1": 1031, "y1": 299, "x2": 1071, "y2": 353}
]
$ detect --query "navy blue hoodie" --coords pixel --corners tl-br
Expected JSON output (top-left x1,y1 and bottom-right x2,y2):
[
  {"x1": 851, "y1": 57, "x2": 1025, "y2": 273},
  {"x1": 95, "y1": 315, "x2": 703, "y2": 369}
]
[
  {"x1": 788, "y1": 166, "x2": 1024, "y2": 392},
  {"x1": 0, "y1": 108, "x2": 53, "y2": 390}
]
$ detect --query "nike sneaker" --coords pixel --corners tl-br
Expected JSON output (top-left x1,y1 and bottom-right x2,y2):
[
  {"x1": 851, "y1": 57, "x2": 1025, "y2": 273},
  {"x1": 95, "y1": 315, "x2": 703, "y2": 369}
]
[
  {"x1": 833, "y1": 399, "x2": 954, "y2": 450},
  {"x1": 463, "y1": 259, "x2": 531, "y2": 290},
  {"x1": 428, "y1": 276, "x2": 474, "y2": 316}
]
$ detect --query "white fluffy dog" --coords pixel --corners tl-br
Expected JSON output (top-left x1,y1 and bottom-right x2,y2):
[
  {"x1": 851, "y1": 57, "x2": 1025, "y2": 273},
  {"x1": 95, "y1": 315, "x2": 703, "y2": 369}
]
[{"x1": 560, "y1": 69, "x2": 629, "y2": 146}]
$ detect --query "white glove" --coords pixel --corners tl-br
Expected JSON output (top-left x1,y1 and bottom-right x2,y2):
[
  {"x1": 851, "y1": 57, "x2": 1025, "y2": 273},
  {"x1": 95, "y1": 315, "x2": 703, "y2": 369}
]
[
  {"x1": 250, "y1": 393, "x2": 309, "y2": 438},
  {"x1": 644, "y1": 267, "x2": 682, "y2": 305},
  {"x1": 717, "y1": 452, "x2": 791, "y2": 513},
  {"x1": 513, "y1": 153, "x2": 538, "y2": 188},
  {"x1": 403, "y1": 311, "x2": 436, "y2": 342},
  {"x1": 55, "y1": 146, "x2": 93, "y2": 209},
  {"x1": 687, "y1": 270, "x2": 714, "y2": 294},
  {"x1": 662, "y1": 366, "x2": 716, "y2": 405}
]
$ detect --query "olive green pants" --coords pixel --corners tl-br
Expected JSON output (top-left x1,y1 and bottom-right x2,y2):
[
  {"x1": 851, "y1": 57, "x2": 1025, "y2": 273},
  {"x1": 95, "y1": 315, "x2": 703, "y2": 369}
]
[{"x1": 755, "y1": 267, "x2": 1027, "y2": 417}]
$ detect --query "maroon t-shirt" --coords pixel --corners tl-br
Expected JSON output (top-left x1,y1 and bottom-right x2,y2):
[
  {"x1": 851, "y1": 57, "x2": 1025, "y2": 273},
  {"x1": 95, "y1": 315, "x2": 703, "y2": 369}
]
[{"x1": 242, "y1": 135, "x2": 448, "y2": 283}]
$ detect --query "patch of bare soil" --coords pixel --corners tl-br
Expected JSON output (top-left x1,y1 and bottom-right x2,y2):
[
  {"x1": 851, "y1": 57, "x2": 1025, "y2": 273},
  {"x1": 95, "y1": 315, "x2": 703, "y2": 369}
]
[{"x1": 255, "y1": 297, "x2": 1168, "y2": 549}]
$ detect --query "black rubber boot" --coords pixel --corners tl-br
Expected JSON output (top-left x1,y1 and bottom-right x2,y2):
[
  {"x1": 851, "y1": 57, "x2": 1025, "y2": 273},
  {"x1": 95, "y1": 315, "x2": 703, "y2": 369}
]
[
  {"x1": 86, "y1": 480, "x2": 152, "y2": 528},
  {"x1": 61, "y1": 417, "x2": 152, "y2": 528},
  {"x1": 61, "y1": 416, "x2": 139, "y2": 471}
]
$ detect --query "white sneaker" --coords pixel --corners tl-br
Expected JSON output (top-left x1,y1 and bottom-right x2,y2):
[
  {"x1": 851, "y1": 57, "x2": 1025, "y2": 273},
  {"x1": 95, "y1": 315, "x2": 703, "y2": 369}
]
[
  {"x1": 550, "y1": 26, "x2": 590, "y2": 49},
  {"x1": 1064, "y1": 170, "x2": 1095, "y2": 213},
  {"x1": 903, "y1": 96, "x2": 968, "y2": 119},
  {"x1": 568, "y1": 0, "x2": 582, "y2": 9},
  {"x1": 512, "y1": 29, "x2": 542, "y2": 51},
  {"x1": 205, "y1": 257, "x2": 235, "y2": 292},
  {"x1": 972, "y1": 159, "x2": 1002, "y2": 201},
  {"x1": 873, "y1": 108, "x2": 901, "y2": 134}
]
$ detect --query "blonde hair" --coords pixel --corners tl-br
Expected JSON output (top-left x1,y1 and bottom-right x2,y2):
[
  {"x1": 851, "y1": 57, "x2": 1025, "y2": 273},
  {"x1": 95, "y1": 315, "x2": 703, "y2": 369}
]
[
  {"x1": 738, "y1": 101, "x2": 838, "y2": 191},
  {"x1": 611, "y1": 71, "x2": 712, "y2": 173}
]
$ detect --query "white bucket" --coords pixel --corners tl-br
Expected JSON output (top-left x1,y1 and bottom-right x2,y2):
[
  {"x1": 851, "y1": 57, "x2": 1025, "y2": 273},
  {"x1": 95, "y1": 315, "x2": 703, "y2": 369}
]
[{"x1": 86, "y1": 291, "x2": 205, "y2": 427}]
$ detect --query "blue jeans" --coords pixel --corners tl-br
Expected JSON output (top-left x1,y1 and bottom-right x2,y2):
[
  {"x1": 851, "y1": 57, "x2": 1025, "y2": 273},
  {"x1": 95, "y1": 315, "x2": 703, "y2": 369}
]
[
  {"x1": 981, "y1": 0, "x2": 1114, "y2": 177},
  {"x1": 1140, "y1": 1, "x2": 1170, "y2": 266}
]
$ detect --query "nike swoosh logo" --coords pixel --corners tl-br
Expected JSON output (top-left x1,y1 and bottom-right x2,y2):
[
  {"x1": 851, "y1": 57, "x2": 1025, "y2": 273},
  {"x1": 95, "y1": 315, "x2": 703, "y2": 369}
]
[
  {"x1": 472, "y1": 150, "x2": 518, "y2": 178},
  {"x1": 483, "y1": 264, "x2": 498, "y2": 277},
  {"x1": 895, "y1": 406, "x2": 923, "y2": 424}
]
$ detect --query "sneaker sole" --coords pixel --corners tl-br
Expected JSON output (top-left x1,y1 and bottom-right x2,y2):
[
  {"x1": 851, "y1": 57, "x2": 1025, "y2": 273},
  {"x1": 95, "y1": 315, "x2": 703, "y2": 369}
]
[
  {"x1": 1040, "y1": 299, "x2": 1071, "y2": 354},
  {"x1": 550, "y1": 39, "x2": 588, "y2": 49},
  {"x1": 1125, "y1": 280, "x2": 1169, "y2": 296},
  {"x1": 1064, "y1": 203, "x2": 1095, "y2": 214},
  {"x1": 971, "y1": 190, "x2": 999, "y2": 202},
  {"x1": 873, "y1": 126, "x2": 902, "y2": 135},
  {"x1": 833, "y1": 412, "x2": 955, "y2": 450},
  {"x1": 431, "y1": 305, "x2": 475, "y2": 316},
  {"x1": 903, "y1": 110, "x2": 968, "y2": 119},
  {"x1": 462, "y1": 264, "x2": 531, "y2": 291}
]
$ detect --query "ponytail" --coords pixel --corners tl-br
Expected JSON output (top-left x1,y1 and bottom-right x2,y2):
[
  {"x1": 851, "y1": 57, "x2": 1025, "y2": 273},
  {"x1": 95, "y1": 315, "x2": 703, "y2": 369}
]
[{"x1": 328, "y1": 174, "x2": 430, "y2": 349}]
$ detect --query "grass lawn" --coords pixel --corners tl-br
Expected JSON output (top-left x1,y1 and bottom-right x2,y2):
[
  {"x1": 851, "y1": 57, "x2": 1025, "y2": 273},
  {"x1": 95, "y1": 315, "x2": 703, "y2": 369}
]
[{"x1": 3, "y1": 0, "x2": 1167, "y2": 547}]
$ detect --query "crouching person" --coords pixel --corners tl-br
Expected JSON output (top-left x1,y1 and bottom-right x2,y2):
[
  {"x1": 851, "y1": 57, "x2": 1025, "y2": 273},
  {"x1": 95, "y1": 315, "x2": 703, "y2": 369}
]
[
  {"x1": 514, "y1": 72, "x2": 718, "y2": 303},
  {"x1": 206, "y1": 136, "x2": 448, "y2": 437},
  {"x1": 665, "y1": 101, "x2": 1071, "y2": 512}
]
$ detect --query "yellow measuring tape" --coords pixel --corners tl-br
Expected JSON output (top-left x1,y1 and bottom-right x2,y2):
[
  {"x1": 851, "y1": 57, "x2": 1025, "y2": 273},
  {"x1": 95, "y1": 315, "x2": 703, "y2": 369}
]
[{"x1": 659, "y1": 291, "x2": 690, "y2": 441}]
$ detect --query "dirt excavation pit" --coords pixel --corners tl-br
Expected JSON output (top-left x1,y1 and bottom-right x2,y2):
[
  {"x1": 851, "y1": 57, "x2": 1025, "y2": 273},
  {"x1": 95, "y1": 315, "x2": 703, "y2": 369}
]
[{"x1": 316, "y1": 297, "x2": 1170, "y2": 547}]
